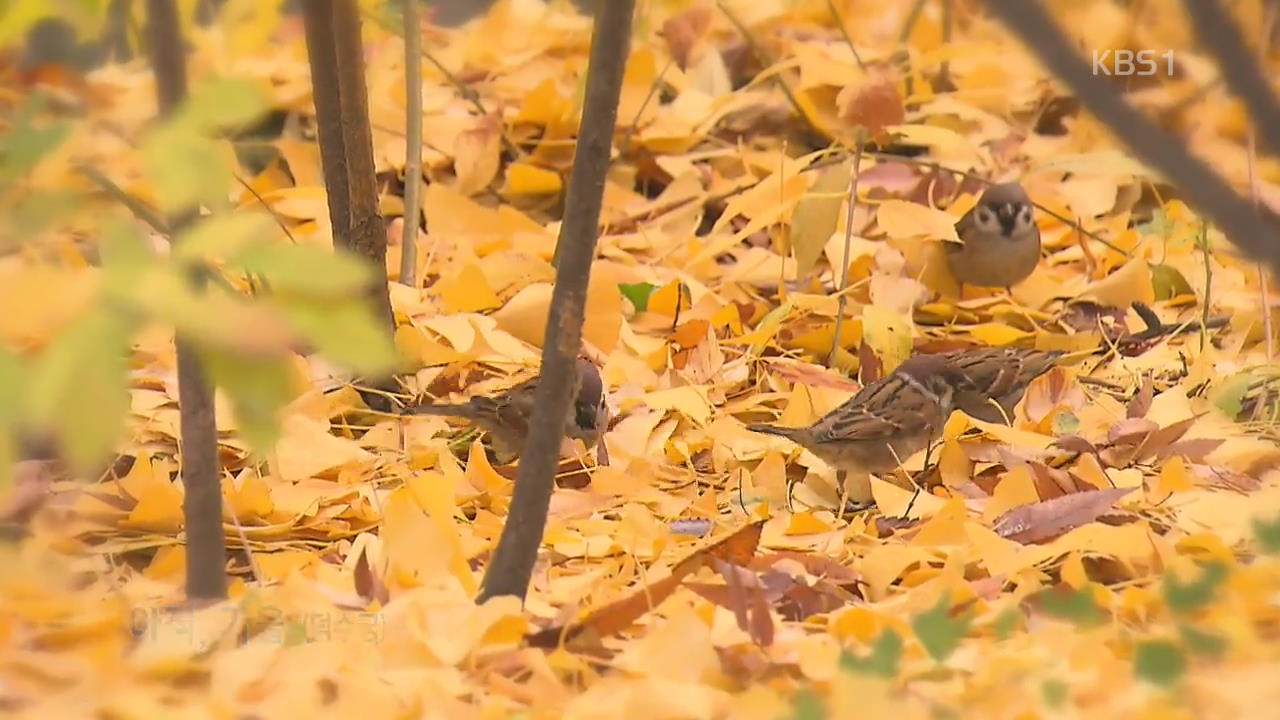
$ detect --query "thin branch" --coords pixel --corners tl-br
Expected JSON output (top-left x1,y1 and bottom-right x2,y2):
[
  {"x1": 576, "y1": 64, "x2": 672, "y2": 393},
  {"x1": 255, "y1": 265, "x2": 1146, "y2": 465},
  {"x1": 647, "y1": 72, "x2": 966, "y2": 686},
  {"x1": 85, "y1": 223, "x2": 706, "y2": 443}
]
[
  {"x1": 1180, "y1": 0, "x2": 1280, "y2": 159},
  {"x1": 938, "y1": 0, "x2": 953, "y2": 89},
  {"x1": 620, "y1": 56, "x2": 672, "y2": 152},
  {"x1": 981, "y1": 0, "x2": 1280, "y2": 276},
  {"x1": 824, "y1": 0, "x2": 867, "y2": 71},
  {"x1": 829, "y1": 128, "x2": 864, "y2": 368},
  {"x1": 76, "y1": 163, "x2": 169, "y2": 235},
  {"x1": 1198, "y1": 222, "x2": 1212, "y2": 351},
  {"x1": 400, "y1": 0, "x2": 423, "y2": 287},
  {"x1": 232, "y1": 173, "x2": 296, "y2": 244},
  {"x1": 716, "y1": 0, "x2": 828, "y2": 142},
  {"x1": 477, "y1": 0, "x2": 634, "y2": 604}
]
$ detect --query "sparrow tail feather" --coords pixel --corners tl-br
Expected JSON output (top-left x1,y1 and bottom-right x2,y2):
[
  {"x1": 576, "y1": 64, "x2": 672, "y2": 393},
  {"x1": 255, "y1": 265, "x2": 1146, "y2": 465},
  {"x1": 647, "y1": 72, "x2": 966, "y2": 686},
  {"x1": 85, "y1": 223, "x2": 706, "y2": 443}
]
[
  {"x1": 407, "y1": 403, "x2": 481, "y2": 419},
  {"x1": 746, "y1": 423, "x2": 804, "y2": 440}
]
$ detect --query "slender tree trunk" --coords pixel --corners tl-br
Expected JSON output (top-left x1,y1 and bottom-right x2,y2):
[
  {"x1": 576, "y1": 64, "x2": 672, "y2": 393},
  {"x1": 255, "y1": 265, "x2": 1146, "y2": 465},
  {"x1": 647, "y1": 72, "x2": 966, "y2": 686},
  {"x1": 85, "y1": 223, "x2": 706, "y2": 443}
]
[
  {"x1": 145, "y1": 0, "x2": 227, "y2": 600},
  {"x1": 400, "y1": 0, "x2": 423, "y2": 288},
  {"x1": 300, "y1": 0, "x2": 398, "y2": 412},
  {"x1": 477, "y1": 0, "x2": 634, "y2": 603}
]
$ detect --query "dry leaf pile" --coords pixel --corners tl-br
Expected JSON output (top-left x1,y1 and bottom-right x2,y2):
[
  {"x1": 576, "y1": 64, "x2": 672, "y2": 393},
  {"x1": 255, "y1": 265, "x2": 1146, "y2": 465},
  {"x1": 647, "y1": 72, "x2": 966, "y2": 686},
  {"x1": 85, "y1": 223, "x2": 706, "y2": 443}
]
[{"x1": 3, "y1": 1, "x2": 1280, "y2": 718}]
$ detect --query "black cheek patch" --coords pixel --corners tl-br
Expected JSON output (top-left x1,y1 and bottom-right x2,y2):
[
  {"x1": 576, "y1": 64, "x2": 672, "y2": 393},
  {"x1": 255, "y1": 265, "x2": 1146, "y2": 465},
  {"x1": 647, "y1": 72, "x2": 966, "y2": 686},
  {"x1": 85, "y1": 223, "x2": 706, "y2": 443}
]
[{"x1": 575, "y1": 405, "x2": 598, "y2": 431}]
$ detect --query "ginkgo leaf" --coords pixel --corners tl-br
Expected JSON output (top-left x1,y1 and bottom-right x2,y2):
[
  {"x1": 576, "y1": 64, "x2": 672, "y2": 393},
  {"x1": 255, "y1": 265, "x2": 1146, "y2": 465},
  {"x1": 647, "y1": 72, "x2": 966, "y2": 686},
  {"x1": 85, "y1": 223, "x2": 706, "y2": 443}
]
[
  {"x1": 172, "y1": 212, "x2": 277, "y2": 265},
  {"x1": 231, "y1": 243, "x2": 375, "y2": 299},
  {"x1": 789, "y1": 160, "x2": 850, "y2": 278},
  {"x1": 28, "y1": 306, "x2": 134, "y2": 474},
  {"x1": 274, "y1": 299, "x2": 398, "y2": 376},
  {"x1": 876, "y1": 199, "x2": 960, "y2": 243},
  {"x1": 141, "y1": 124, "x2": 234, "y2": 213},
  {"x1": 202, "y1": 349, "x2": 296, "y2": 453}
]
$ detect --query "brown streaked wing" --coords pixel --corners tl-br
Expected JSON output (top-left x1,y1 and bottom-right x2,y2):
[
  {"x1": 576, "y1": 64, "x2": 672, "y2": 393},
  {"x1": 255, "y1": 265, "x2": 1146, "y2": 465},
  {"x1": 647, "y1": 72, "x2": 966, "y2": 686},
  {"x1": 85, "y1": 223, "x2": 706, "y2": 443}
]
[{"x1": 808, "y1": 374, "x2": 928, "y2": 443}]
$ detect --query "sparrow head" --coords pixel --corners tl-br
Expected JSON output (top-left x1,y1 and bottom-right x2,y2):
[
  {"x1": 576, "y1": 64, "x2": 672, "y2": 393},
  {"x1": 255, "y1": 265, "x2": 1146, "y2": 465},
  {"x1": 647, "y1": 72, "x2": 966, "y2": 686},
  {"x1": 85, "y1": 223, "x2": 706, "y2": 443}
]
[
  {"x1": 970, "y1": 182, "x2": 1036, "y2": 239},
  {"x1": 893, "y1": 352, "x2": 973, "y2": 412},
  {"x1": 572, "y1": 357, "x2": 609, "y2": 435}
]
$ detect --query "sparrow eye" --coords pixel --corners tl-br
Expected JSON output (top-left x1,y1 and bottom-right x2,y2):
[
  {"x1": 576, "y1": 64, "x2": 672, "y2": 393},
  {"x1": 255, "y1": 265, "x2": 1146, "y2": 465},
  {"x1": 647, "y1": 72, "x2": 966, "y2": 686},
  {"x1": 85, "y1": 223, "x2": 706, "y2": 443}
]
[{"x1": 974, "y1": 206, "x2": 996, "y2": 228}]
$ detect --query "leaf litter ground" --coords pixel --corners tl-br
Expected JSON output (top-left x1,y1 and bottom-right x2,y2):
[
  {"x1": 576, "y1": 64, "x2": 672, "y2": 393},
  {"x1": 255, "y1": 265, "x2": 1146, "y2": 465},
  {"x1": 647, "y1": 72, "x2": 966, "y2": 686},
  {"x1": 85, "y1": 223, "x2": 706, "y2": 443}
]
[{"x1": 3, "y1": 1, "x2": 1280, "y2": 718}]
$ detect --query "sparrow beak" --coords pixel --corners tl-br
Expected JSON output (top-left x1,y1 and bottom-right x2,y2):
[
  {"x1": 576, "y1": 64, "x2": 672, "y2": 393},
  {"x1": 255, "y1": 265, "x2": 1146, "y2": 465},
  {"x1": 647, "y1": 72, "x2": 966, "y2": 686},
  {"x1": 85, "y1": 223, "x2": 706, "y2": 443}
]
[{"x1": 994, "y1": 204, "x2": 1019, "y2": 235}]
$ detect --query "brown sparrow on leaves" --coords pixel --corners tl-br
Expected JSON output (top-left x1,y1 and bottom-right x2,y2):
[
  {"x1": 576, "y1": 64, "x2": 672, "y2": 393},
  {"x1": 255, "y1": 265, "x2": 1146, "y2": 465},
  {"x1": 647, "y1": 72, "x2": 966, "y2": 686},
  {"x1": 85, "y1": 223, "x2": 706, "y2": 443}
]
[
  {"x1": 746, "y1": 354, "x2": 969, "y2": 489},
  {"x1": 940, "y1": 346, "x2": 1064, "y2": 424},
  {"x1": 408, "y1": 357, "x2": 610, "y2": 465},
  {"x1": 946, "y1": 182, "x2": 1041, "y2": 292}
]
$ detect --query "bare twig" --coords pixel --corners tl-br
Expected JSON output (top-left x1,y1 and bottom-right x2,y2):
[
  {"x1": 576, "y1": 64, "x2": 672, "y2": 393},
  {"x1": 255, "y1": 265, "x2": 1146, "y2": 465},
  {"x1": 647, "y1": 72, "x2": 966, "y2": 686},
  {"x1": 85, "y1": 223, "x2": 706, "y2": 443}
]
[
  {"x1": 981, "y1": 0, "x2": 1280, "y2": 277},
  {"x1": 233, "y1": 173, "x2": 296, "y2": 244},
  {"x1": 477, "y1": 0, "x2": 635, "y2": 603},
  {"x1": 1180, "y1": 0, "x2": 1280, "y2": 158},
  {"x1": 829, "y1": 128, "x2": 865, "y2": 367},
  {"x1": 400, "y1": 0, "x2": 422, "y2": 287},
  {"x1": 716, "y1": 0, "x2": 828, "y2": 142},
  {"x1": 824, "y1": 0, "x2": 867, "y2": 71},
  {"x1": 620, "y1": 56, "x2": 672, "y2": 152},
  {"x1": 1198, "y1": 222, "x2": 1212, "y2": 351},
  {"x1": 1247, "y1": 0, "x2": 1278, "y2": 361},
  {"x1": 938, "y1": 0, "x2": 953, "y2": 89},
  {"x1": 75, "y1": 163, "x2": 169, "y2": 235}
]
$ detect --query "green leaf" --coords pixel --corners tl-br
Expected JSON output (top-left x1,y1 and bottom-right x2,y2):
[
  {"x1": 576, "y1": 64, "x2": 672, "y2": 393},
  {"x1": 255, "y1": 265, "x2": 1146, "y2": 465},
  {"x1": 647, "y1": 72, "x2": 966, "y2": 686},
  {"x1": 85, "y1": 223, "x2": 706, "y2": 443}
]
[
  {"x1": 1135, "y1": 208, "x2": 1175, "y2": 239},
  {"x1": 202, "y1": 349, "x2": 294, "y2": 453},
  {"x1": 1051, "y1": 409, "x2": 1080, "y2": 436},
  {"x1": 838, "y1": 629, "x2": 902, "y2": 677},
  {"x1": 275, "y1": 299, "x2": 397, "y2": 376},
  {"x1": 1163, "y1": 562, "x2": 1228, "y2": 615},
  {"x1": 1037, "y1": 585, "x2": 1105, "y2": 625},
  {"x1": 1210, "y1": 372, "x2": 1254, "y2": 420},
  {"x1": 1177, "y1": 622, "x2": 1227, "y2": 658},
  {"x1": 100, "y1": 221, "x2": 159, "y2": 299},
  {"x1": 0, "y1": 0, "x2": 107, "y2": 45},
  {"x1": 993, "y1": 607, "x2": 1021, "y2": 640},
  {"x1": 1133, "y1": 640, "x2": 1186, "y2": 686},
  {"x1": 1149, "y1": 263, "x2": 1194, "y2": 301},
  {"x1": 0, "y1": 346, "x2": 27, "y2": 492},
  {"x1": 1041, "y1": 678, "x2": 1068, "y2": 709},
  {"x1": 0, "y1": 345, "x2": 26, "y2": 427},
  {"x1": 785, "y1": 689, "x2": 825, "y2": 720},
  {"x1": 789, "y1": 159, "x2": 851, "y2": 278},
  {"x1": 1255, "y1": 514, "x2": 1280, "y2": 555},
  {"x1": 179, "y1": 77, "x2": 268, "y2": 133},
  {"x1": 0, "y1": 94, "x2": 71, "y2": 184},
  {"x1": 28, "y1": 307, "x2": 133, "y2": 473},
  {"x1": 172, "y1": 211, "x2": 277, "y2": 265},
  {"x1": 911, "y1": 593, "x2": 971, "y2": 662},
  {"x1": 617, "y1": 282, "x2": 660, "y2": 312},
  {"x1": 141, "y1": 123, "x2": 232, "y2": 213},
  {"x1": 231, "y1": 244, "x2": 374, "y2": 299},
  {"x1": 6, "y1": 189, "x2": 78, "y2": 244}
]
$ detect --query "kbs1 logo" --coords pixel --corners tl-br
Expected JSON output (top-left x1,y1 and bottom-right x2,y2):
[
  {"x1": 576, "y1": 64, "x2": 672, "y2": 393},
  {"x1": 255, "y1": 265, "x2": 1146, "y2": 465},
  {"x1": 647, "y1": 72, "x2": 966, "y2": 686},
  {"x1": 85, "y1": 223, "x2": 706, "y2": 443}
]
[{"x1": 1092, "y1": 49, "x2": 1175, "y2": 76}]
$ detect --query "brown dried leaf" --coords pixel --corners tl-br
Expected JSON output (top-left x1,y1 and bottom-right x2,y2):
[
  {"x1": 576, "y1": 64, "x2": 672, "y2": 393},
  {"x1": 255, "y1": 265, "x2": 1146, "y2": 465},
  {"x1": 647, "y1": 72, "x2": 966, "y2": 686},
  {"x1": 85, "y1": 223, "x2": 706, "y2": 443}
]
[
  {"x1": 994, "y1": 487, "x2": 1135, "y2": 544},
  {"x1": 837, "y1": 70, "x2": 905, "y2": 139},
  {"x1": 527, "y1": 520, "x2": 766, "y2": 648}
]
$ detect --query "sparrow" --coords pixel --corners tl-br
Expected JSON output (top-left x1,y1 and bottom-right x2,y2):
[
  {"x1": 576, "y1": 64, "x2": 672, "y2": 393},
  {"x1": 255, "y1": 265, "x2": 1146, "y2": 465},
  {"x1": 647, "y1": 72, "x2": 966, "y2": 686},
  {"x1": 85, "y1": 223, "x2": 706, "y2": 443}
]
[
  {"x1": 946, "y1": 182, "x2": 1041, "y2": 292},
  {"x1": 407, "y1": 357, "x2": 610, "y2": 465},
  {"x1": 939, "y1": 346, "x2": 1064, "y2": 424},
  {"x1": 746, "y1": 353, "x2": 968, "y2": 488}
]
